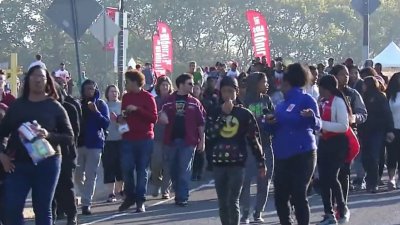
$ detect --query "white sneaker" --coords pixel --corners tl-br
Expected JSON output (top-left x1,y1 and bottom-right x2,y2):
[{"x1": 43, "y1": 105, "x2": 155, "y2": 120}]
[{"x1": 388, "y1": 179, "x2": 396, "y2": 191}]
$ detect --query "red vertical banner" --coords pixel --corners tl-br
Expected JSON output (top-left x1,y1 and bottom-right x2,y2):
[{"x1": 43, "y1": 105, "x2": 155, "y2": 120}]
[
  {"x1": 157, "y1": 22, "x2": 173, "y2": 75},
  {"x1": 104, "y1": 7, "x2": 118, "y2": 51},
  {"x1": 246, "y1": 10, "x2": 271, "y2": 65},
  {"x1": 153, "y1": 35, "x2": 165, "y2": 76}
]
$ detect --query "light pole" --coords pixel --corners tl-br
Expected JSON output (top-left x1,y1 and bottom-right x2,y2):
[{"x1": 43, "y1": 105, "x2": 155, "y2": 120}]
[
  {"x1": 362, "y1": 0, "x2": 370, "y2": 62},
  {"x1": 70, "y1": 0, "x2": 83, "y2": 90},
  {"x1": 117, "y1": 0, "x2": 124, "y2": 93}
]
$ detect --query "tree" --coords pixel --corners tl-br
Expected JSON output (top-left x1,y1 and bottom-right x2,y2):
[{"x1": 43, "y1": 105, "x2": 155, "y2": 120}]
[{"x1": 0, "y1": 0, "x2": 399, "y2": 94}]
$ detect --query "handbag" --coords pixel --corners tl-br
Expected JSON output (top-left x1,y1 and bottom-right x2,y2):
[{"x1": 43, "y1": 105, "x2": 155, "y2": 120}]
[{"x1": 345, "y1": 127, "x2": 360, "y2": 163}]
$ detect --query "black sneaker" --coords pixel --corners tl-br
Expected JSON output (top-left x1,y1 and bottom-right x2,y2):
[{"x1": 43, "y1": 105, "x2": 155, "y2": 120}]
[
  {"x1": 107, "y1": 193, "x2": 117, "y2": 203},
  {"x1": 82, "y1": 206, "x2": 92, "y2": 215},
  {"x1": 369, "y1": 186, "x2": 379, "y2": 194},
  {"x1": 175, "y1": 201, "x2": 188, "y2": 207},
  {"x1": 57, "y1": 212, "x2": 66, "y2": 220},
  {"x1": 253, "y1": 211, "x2": 265, "y2": 223},
  {"x1": 66, "y1": 215, "x2": 78, "y2": 225},
  {"x1": 240, "y1": 210, "x2": 250, "y2": 224},
  {"x1": 338, "y1": 206, "x2": 350, "y2": 224},
  {"x1": 136, "y1": 202, "x2": 146, "y2": 213},
  {"x1": 118, "y1": 199, "x2": 136, "y2": 212},
  {"x1": 162, "y1": 193, "x2": 170, "y2": 199},
  {"x1": 318, "y1": 214, "x2": 337, "y2": 225}
]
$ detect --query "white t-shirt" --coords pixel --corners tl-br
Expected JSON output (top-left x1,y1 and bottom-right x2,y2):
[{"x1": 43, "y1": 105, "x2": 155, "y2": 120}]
[
  {"x1": 305, "y1": 84, "x2": 319, "y2": 101},
  {"x1": 55, "y1": 69, "x2": 70, "y2": 80},
  {"x1": 227, "y1": 69, "x2": 239, "y2": 78},
  {"x1": 389, "y1": 92, "x2": 400, "y2": 129},
  {"x1": 29, "y1": 60, "x2": 47, "y2": 70}
]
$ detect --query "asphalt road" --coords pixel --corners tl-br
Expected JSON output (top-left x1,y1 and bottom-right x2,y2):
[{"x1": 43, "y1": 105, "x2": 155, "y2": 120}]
[{"x1": 25, "y1": 171, "x2": 400, "y2": 225}]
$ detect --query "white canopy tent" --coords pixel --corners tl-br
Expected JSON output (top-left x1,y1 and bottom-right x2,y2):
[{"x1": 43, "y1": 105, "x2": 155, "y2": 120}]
[{"x1": 373, "y1": 42, "x2": 400, "y2": 68}]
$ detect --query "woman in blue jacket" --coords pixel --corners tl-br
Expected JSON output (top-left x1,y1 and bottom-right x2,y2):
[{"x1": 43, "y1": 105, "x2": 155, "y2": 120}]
[
  {"x1": 264, "y1": 63, "x2": 322, "y2": 225},
  {"x1": 75, "y1": 79, "x2": 110, "y2": 215}
]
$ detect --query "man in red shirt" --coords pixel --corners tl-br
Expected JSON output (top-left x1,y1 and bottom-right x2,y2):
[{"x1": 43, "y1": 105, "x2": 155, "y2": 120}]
[
  {"x1": 159, "y1": 73, "x2": 206, "y2": 206},
  {"x1": 118, "y1": 70, "x2": 157, "y2": 213},
  {"x1": 0, "y1": 70, "x2": 15, "y2": 106}
]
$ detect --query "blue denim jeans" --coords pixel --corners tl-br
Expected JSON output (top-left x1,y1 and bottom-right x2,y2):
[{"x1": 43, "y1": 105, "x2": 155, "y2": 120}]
[
  {"x1": 0, "y1": 181, "x2": 4, "y2": 225},
  {"x1": 361, "y1": 131, "x2": 385, "y2": 189},
  {"x1": 165, "y1": 139, "x2": 195, "y2": 203},
  {"x1": 120, "y1": 139, "x2": 153, "y2": 203},
  {"x1": 3, "y1": 155, "x2": 61, "y2": 225}
]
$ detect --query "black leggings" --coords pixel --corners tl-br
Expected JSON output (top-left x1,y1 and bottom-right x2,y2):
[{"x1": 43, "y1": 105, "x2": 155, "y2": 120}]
[
  {"x1": 379, "y1": 146, "x2": 386, "y2": 179},
  {"x1": 339, "y1": 163, "x2": 350, "y2": 203},
  {"x1": 102, "y1": 141, "x2": 123, "y2": 184},
  {"x1": 274, "y1": 150, "x2": 316, "y2": 225},
  {"x1": 318, "y1": 135, "x2": 347, "y2": 215}
]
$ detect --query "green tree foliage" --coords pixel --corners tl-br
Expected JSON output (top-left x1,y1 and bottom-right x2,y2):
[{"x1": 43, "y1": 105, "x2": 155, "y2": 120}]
[{"x1": 0, "y1": 0, "x2": 399, "y2": 92}]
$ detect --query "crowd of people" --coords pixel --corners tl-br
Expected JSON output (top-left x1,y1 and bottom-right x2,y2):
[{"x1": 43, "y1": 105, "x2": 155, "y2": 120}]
[{"x1": 0, "y1": 54, "x2": 399, "y2": 225}]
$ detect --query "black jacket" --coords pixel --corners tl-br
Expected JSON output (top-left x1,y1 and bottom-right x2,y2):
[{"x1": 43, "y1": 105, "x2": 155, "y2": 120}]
[
  {"x1": 360, "y1": 91, "x2": 394, "y2": 133},
  {"x1": 62, "y1": 101, "x2": 79, "y2": 164},
  {"x1": 206, "y1": 104, "x2": 265, "y2": 168},
  {"x1": 64, "y1": 95, "x2": 81, "y2": 145}
]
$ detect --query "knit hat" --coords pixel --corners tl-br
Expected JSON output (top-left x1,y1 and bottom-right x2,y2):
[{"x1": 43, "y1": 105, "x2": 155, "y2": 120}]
[{"x1": 220, "y1": 76, "x2": 238, "y2": 90}]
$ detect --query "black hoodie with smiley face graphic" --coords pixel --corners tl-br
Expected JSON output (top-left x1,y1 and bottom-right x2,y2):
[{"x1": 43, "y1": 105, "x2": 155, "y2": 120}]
[{"x1": 206, "y1": 104, "x2": 265, "y2": 168}]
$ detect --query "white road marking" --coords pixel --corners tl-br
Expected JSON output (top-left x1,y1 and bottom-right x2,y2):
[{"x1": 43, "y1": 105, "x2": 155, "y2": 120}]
[
  {"x1": 81, "y1": 187, "x2": 400, "y2": 224},
  {"x1": 84, "y1": 193, "x2": 400, "y2": 223},
  {"x1": 80, "y1": 213, "x2": 129, "y2": 225},
  {"x1": 81, "y1": 180, "x2": 215, "y2": 225},
  {"x1": 149, "y1": 179, "x2": 215, "y2": 207},
  {"x1": 80, "y1": 178, "x2": 400, "y2": 225}
]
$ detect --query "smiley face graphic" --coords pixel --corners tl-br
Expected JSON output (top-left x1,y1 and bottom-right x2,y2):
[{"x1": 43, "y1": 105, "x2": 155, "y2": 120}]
[{"x1": 220, "y1": 115, "x2": 239, "y2": 138}]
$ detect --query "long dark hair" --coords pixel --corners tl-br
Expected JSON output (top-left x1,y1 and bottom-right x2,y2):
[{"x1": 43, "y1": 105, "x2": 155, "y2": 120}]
[
  {"x1": 386, "y1": 73, "x2": 400, "y2": 102},
  {"x1": 22, "y1": 65, "x2": 58, "y2": 100},
  {"x1": 363, "y1": 76, "x2": 381, "y2": 99},
  {"x1": 319, "y1": 75, "x2": 352, "y2": 115},
  {"x1": 360, "y1": 67, "x2": 378, "y2": 79},
  {"x1": 329, "y1": 64, "x2": 347, "y2": 76},
  {"x1": 237, "y1": 72, "x2": 248, "y2": 89}
]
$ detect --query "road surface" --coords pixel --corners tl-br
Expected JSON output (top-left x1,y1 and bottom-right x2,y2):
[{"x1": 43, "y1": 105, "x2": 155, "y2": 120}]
[{"x1": 25, "y1": 170, "x2": 400, "y2": 225}]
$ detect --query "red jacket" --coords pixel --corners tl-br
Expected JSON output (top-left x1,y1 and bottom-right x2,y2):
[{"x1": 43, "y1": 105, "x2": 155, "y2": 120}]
[
  {"x1": 1, "y1": 92, "x2": 15, "y2": 107},
  {"x1": 121, "y1": 90, "x2": 158, "y2": 141},
  {"x1": 161, "y1": 92, "x2": 206, "y2": 146}
]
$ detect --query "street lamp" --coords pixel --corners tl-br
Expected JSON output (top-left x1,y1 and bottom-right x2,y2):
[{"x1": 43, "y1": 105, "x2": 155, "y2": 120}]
[{"x1": 117, "y1": 0, "x2": 124, "y2": 93}]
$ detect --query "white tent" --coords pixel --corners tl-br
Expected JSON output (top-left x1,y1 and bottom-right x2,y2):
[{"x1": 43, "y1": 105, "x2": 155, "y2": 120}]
[
  {"x1": 373, "y1": 42, "x2": 400, "y2": 68},
  {"x1": 128, "y1": 58, "x2": 136, "y2": 68}
]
